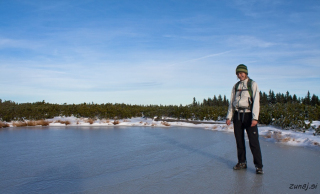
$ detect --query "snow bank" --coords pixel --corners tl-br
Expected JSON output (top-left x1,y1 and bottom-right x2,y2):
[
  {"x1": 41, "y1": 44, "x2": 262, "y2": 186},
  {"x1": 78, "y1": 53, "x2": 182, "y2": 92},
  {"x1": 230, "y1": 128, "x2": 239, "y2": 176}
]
[
  {"x1": 258, "y1": 127, "x2": 320, "y2": 147},
  {"x1": 3, "y1": 116, "x2": 320, "y2": 148}
]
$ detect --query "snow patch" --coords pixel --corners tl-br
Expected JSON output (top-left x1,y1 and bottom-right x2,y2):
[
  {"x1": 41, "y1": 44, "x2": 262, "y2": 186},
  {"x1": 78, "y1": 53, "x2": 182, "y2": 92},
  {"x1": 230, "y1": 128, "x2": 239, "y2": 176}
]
[{"x1": 3, "y1": 116, "x2": 320, "y2": 148}]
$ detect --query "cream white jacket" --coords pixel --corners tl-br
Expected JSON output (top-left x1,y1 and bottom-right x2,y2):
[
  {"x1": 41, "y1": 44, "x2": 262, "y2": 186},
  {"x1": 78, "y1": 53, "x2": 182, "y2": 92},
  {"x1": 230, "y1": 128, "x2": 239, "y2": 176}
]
[{"x1": 226, "y1": 78, "x2": 260, "y2": 120}]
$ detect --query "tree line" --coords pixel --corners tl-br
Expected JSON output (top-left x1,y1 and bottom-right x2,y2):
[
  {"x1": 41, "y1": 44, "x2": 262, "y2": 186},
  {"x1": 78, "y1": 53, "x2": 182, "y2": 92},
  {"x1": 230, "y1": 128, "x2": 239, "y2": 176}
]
[
  {"x1": 0, "y1": 100, "x2": 227, "y2": 123},
  {"x1": 0, "y1": 91, "x2": 319, "y2": 134},
  {"x1": 195, "y1": 90, "x2": 320, "y2": 107},
  {"x1": 260, "y1": 90, "x2": 319, "y2": 106}
]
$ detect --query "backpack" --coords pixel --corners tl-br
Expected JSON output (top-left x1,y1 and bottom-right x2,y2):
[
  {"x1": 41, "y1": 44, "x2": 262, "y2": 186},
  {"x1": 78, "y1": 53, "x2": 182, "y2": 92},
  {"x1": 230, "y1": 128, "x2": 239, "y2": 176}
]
[
  {"x1": 235, "y1": 79, "x2": 253, "y2": 98},
  {"x1": 235, "y1": 79, "x2": 254, "y2": 110}
]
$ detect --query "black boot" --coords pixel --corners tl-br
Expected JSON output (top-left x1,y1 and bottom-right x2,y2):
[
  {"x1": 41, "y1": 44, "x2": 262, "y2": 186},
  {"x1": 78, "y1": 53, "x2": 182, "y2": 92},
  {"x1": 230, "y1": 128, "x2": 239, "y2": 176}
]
[
  {"x1": 233, "y1": 162, "x2": 247, "y2": 170},
  {"x1": 256, "y1": 167, "x2": 264, "y2": 174}
]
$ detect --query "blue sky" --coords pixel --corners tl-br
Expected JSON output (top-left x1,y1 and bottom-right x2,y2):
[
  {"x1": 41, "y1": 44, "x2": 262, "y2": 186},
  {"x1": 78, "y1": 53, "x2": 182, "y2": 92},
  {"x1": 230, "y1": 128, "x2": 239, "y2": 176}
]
[{"x1": 0, "y1": 0, "x2": 319, "y2": 105}]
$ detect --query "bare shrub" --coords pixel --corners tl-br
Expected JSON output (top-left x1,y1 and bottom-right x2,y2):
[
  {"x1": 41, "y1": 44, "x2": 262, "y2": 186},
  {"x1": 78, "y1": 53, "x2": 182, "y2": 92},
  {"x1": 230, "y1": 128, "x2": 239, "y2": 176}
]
[
  {"x1": 264, "y1": 131, "x2": 272, "y2": 138},
  {"x1": 35, "y1": 120, "x2": 50, "y2": 126},
  {"x1": 101, "y1": 119, "x2": 110, "y2": 123},
  {"x1": 0, "y1": 122, "x2": 10, "y2": 128},
  {"x1": 281, "y1": 137, "x2": 291, "y2": 142},
  {"x1": 25, "y1": 120, "x2": 51, "y2": 127},
  {"x1": 212, "y1": 125, "x2": 218, "y2": 130},
  {"x1": 273, "y1": 131, "x2": 282, "y2": 141},
  {"x1": 13, "y1": 121, "x2": 27, "y2": 127},
  {"x1": 26, "y1": 121, "x2": 36, "y2": 126},
  {"x1": 86, "y1": 118, "x2": 94, "y2": 124},
  {"x1": 113, "y1": 120, "x2": 120, "y2": 125},
  {"x1": 161, "y1": 121, "x2": 170, "y2": 126},
  {"x1": 56, "y1": 120, "x2": 71, "y2": 125},
  {"x1": 123, "y1": 119, "x2": 130, "y2": 122}
]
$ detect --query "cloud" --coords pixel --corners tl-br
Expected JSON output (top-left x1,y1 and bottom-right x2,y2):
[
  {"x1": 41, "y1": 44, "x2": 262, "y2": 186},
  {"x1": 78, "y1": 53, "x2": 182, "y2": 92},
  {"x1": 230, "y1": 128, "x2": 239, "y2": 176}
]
[
  {"x1": 170, "y1": 51, "x2": 232, "y2": 66},
  {"x1": 0, "y1": 37, "x2": 41, "y2": 49},
  {"x1": 227, "y1": 36, "x2": 276, "y2": 48},
  {"x1": 230, "y1": 0, "x2": 283, "y2": 17}
]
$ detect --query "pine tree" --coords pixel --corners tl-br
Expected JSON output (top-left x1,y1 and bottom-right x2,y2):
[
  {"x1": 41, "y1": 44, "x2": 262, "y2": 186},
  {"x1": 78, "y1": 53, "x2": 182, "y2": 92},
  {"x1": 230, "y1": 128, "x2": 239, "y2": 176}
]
[
  {"x1": 286, "y1": 91, "x2": 292, "y2": 103},
  {"x1": 260, "y1": 92, "x2": 268, "y2": 105},
  {"x1": 223, "y1": 95, "x2": 228, "y2": 106},
  {"x1": 268, "y1": 90, "x2": 276, "y2": 104},
  {"x1": 311, "y1": 94, "x2": 319, "y2": 106},
  {"x1": 208, "y1": 97, "x2": 213, "y2": 106},
  {"x1": 213, "y1": 95, "x2": 218, "y2": 106},
  {"x1": 193, "y1": 97, "x2": 197, "y2": 106},
  {"x1": 203, "y1": 99, "x2": 207, "y2": 106},
  {"x1": 303, "y1": 91, "x2": 311, "y2": 105},
  {"x1": 293, "y1": 94, "x2": 298, "y2": 103},
  {"x1": 217, "y1": 95, "x2": 223, "y2": 106}
]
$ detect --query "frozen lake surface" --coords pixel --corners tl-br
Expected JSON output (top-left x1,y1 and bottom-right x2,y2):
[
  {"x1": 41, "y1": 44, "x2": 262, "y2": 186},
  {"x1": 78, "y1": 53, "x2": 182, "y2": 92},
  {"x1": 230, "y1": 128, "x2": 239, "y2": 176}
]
[{"x1": 1, "y1": 126, "x2": 319, "y2": 194}]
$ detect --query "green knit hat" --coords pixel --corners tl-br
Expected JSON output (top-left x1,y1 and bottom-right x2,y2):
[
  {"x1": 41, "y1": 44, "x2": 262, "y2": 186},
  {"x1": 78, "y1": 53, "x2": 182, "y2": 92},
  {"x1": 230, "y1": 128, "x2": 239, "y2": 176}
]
[{"x1": 236, "y1": 64, "x2": 248, "y2": 75}]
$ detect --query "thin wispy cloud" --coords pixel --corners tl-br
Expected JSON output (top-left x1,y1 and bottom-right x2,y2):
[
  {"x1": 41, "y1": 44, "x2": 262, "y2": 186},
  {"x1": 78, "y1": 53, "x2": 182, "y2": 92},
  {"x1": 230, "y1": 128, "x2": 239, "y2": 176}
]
[
  {"x1": 227, "y1": 36, "x2": 276, "y2": 48},
  {"x1": 169, "y1": 51, "x2": 232, "y2": 67},
  {"x1": 0, "y1": 37, "x2": 41, "y2": 49}
]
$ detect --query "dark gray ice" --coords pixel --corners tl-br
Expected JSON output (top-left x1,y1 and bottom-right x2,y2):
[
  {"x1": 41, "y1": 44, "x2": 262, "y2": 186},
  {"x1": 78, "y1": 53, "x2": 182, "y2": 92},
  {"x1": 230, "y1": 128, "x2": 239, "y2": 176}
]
[{"x1": 0, "y1": 126, "x2": 319, "y2": 194}]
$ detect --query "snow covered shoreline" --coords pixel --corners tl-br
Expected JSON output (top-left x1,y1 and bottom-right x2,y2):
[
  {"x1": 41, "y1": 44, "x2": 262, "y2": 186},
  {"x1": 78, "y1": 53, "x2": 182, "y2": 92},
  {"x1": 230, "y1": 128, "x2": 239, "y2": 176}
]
[{"x1": 2, "y1": 117, "x2": 320, "y2": 149}]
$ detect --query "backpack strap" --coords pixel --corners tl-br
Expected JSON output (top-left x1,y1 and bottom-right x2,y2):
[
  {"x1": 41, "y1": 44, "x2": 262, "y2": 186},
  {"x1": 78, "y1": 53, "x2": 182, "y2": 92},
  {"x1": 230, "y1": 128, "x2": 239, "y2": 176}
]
[
  {"x1": 247, "y1": 79, "x2": 253, "y2": 99},
  {"x1": 234, "y1": 81, "x2": 241, "y2": 94},
  {"x1": 248, "y1": 79, "x2": 254, "y2": 111}
]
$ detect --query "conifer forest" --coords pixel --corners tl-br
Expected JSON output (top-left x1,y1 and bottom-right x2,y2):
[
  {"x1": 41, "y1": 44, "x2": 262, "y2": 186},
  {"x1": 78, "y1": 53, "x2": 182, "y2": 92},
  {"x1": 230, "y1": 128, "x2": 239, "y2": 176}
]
[{"x1": 0, "y1": 90, "x2": 320, "y2": 134}]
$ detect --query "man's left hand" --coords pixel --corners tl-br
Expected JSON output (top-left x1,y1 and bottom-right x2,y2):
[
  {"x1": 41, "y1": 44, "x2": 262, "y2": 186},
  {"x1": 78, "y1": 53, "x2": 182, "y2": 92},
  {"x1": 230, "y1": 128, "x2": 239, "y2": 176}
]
[{"x1": 251, "y1": 120, "x2": 258, "y2": 127}]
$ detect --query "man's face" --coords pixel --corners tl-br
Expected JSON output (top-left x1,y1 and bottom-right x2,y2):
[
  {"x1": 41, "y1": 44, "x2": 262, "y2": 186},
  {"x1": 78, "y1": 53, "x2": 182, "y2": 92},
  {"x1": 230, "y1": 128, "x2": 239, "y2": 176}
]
[{"x1": 237, "y1": 72, "x2": 247, "y2": 81}]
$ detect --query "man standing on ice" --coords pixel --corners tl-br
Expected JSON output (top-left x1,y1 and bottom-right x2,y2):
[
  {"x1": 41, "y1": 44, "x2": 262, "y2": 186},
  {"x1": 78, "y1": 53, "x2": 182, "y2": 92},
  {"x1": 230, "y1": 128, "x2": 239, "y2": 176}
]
[{"x1": 226, "y1": 64, "x2": 263, "y2": 174}]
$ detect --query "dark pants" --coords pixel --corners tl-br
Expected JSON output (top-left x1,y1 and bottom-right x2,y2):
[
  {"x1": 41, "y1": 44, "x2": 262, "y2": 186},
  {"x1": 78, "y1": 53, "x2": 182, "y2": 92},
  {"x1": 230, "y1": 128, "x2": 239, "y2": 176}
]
[{"x1": 233, "y1": 111, "x2": 263, "y2": 168}]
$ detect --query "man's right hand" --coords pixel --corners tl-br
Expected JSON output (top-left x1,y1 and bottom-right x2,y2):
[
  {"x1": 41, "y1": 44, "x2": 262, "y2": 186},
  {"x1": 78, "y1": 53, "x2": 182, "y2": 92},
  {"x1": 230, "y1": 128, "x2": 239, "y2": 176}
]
[{"x1": 226, "y1": 119, "x2": 231, "y2": 126}]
